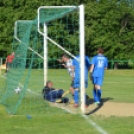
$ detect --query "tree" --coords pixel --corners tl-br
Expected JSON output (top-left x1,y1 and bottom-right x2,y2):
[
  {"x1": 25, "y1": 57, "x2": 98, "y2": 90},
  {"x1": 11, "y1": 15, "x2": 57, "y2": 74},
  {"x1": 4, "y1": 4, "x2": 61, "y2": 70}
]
[
  {"x1": 0, "y1": 0, "x2": 134, "y2": 60},
  {"x1": 85, "y1": 0, "x2": 134, "y2": 60}
]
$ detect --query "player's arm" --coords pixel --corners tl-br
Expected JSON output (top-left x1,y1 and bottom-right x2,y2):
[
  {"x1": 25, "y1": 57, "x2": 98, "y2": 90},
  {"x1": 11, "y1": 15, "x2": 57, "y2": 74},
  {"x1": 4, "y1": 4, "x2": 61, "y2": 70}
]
[
  {"x1": 89, "y1": 56, "x2": 95, "y2": 80},
  {"x1": 105, "y1": 58, "x2": 108, "y2": 70},
  {"x1": 62, "y1": 63, "x2": 67, "y2": 68},
  {"x1": 86, "y1": 56, "x2": 91, "y2": 71},
  {"x1": 57, "y1": 59, "x2": 63, "y2": 63},
  {"x1": 62, "y1": 64, "x2": 73, "y2": 69},
  {"x1": 89, "y1": 64, "x2": 94, "y2": 79}
]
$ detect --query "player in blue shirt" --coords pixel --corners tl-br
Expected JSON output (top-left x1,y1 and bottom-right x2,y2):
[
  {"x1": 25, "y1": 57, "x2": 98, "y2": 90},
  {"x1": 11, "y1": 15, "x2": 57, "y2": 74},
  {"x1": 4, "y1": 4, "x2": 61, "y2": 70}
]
[
  {"x1": 90, "y1": 48, "x2": 108, "y2": 105},
  {"x1": 72, "y1": 55, "x2": 90, "y2": 107}
]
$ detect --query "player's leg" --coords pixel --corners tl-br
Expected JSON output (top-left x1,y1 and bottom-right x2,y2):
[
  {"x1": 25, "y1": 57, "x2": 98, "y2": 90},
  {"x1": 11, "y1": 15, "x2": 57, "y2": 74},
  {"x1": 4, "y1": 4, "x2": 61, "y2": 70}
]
[
  {"x1": 84, "y1": 80, "x2": 90, "y2": 108},
  {"x1": 73, "y1": 78, "x2": 80, "y2": 107},
  {"x1": 46, "y1": 89, "x2": 64, "y2": 102},
  {"x1": 74, "y1": 88, "x2": 79, "y2": 107},
  {"x1": 94, "y1": 85, "x2": 101, "y2": 104},
  {"x1": 68, "y1": 80, "x2": 75, "y2": 103},
  {"x1": 92, "y1": 77, "x2": 98, "y2": 103},
  {"x1": 50, "y1": 89, "x2": 69, "y2": 103},
  {"x1": 5, "y1": 62, "x2": 11, "y2": 74},
  {"x1": 85, "y1": 80, "x2": 90, "y2": 100},
  {"x1": 70, "y1": 86, "x2": 74, "y2": 95},
  {"x1": 94, "y1": 77, "x2": 103, "y2": 104},
  {"x1": 5, "y1": 63, "x2": 8, "y2": 74},
  {"x1": 51, "y1": 89, "x2": 64, "y2": 98}
]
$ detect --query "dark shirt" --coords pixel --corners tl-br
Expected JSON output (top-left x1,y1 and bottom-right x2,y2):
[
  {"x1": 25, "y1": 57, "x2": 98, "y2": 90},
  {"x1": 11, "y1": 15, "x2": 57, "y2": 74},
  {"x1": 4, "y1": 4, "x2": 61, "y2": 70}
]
[{"x1": 42, "y1": 86, "x2": 55, "y2": 95}]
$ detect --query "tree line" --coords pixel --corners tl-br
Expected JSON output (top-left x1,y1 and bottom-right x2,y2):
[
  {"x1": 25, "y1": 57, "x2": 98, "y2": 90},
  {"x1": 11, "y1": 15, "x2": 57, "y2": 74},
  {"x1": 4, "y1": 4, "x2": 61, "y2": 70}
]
[{"x1": 0, "y1": 0, "x2": 134, "y2": 60}]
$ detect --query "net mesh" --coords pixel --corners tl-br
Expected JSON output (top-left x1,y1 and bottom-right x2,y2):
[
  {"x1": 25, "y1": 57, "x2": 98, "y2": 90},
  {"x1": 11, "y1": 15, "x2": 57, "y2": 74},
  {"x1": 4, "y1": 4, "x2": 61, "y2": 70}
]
[{"x1": 0, "y1": 6, "x2": 80, "y2": 115}]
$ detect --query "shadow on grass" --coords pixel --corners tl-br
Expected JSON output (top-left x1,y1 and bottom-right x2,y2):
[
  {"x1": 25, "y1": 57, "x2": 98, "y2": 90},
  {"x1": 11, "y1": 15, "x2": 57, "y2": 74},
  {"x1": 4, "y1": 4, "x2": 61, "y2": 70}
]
[{"x1": 85, "y1": 97, "x2": 113, "y2": 115}]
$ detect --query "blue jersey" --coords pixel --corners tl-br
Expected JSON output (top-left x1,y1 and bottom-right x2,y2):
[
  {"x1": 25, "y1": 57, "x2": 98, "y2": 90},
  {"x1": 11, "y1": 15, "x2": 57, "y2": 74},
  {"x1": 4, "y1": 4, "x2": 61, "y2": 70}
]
[
  {"x1": 72, "y1": 55, "x2": 90, "y2": 80},
  {"x1": 91, "y1": 54, "x2": 108, "y2": 78}
]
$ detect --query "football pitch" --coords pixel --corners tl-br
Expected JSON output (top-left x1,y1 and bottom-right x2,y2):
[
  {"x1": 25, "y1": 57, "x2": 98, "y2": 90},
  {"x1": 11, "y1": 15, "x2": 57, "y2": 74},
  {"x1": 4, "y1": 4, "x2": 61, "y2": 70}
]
[{"x1": 0, "y1": 69, "x2": 134, "y2": 134}]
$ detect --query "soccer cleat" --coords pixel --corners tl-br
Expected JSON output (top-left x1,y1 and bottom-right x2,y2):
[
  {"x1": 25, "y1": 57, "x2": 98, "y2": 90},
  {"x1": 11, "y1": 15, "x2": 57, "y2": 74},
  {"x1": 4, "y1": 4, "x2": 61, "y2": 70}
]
[
  {"x1": 96, "y1": 101, "x2": 100, "y2": 104},
  {"x1": 62, "y1": 97, "x2": 69, "y2": 103},
  {"x1": 69, "y1": 100, "x2": 74, "y2": 104},
  {"x1": 74, "y1": 103, "x2": 79, "y2": 108},
  {"x1": 62, "y1": 90, "x2": 70, "y2": 98},
  {"x1": 86, "y1": 94, "x2": 90, "y2": 100},
  {"x1": 85, "y1": 105, "x2": 89, "y2": 108},
  {"x1": 55, "y1": 99, "x2": 62, "y2": 103},
  {"x1": 94, "y1": 101, "x2": 100, "y2": 106}
]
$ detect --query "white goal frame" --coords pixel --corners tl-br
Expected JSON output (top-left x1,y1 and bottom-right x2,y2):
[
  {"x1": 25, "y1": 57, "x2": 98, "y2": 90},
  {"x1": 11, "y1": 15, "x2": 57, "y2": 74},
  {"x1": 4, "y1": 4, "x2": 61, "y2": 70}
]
[{"x1": 38, "y1": 5, "x2": 86, "y2": 113}]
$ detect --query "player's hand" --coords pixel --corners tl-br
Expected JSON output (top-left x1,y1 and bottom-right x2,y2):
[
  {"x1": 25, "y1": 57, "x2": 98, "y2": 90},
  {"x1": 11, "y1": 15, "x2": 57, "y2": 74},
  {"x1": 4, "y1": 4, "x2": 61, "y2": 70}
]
[
  {"x1": 62, "y1": 64, "x2": 66, "y2": 67},
  {"x1": 57, "y1": 59, "x2": 62, "y2": 63}
]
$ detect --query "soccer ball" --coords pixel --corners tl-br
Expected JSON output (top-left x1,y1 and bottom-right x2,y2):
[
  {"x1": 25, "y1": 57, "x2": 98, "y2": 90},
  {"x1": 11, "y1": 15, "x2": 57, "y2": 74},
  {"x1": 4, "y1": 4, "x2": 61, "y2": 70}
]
[{"x1": 14, "y1": 87, "x2": 21, "y2": 94}]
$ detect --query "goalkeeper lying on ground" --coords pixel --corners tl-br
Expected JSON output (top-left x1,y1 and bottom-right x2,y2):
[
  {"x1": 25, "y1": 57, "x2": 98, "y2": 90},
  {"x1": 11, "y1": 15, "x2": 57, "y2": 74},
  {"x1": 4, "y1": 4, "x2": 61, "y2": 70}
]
[{"x1": 42, "y1": 80, "x2": 69, "y2": 103}]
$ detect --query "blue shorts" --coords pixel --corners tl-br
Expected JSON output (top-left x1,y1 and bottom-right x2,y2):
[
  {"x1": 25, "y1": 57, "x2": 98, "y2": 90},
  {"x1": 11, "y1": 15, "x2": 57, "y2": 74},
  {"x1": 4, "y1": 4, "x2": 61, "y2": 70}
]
[
  {"x1": 73, "y1": 78, "x2": 88, "y2": 89},
  {"x1": 92, "y1": 77, "x2": 103, "y2": 86},
  {"x1": 45, "y1": 89, "x2": 64, "y2": 102}
]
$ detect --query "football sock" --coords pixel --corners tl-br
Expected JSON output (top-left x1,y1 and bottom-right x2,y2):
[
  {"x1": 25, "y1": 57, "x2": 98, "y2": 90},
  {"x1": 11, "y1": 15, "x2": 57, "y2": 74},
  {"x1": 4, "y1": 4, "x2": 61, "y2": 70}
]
[
  {"x1": 93, "y1": 89, "x2": 97, "y2": 102},
  {"x1": 97, "y1": 89, "x2": 102, "y2": 102},
  {"x1": 74, "y1": 89, "x2": 79, "y2": 104}
]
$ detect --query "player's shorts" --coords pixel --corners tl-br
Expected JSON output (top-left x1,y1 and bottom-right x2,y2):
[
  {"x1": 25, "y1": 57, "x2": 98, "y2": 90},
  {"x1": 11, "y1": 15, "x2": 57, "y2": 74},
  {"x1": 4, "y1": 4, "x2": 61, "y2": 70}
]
[
  {"x1": 73, "y1": 78, "x2": 88, "y2": 89},
  {"x1": 6, "y1": 62, "x2": 12, "y2": 69},
  {"x1": 92, "y1": 76, "x2": 103, "y2": 86},
  {"x1": 45, "y1": 89, "x2": 64, "y2": 102}
]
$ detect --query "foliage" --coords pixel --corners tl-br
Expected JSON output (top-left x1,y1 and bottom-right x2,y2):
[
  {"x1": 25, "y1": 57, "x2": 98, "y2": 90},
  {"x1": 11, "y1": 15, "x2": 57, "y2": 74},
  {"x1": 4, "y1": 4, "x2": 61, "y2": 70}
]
[
  {"x1": 85, "y1": 0, "x2": 134, "y2": 59},
  {"x1": 0, "y1": 0, "x2": 134, "y2": 60}
]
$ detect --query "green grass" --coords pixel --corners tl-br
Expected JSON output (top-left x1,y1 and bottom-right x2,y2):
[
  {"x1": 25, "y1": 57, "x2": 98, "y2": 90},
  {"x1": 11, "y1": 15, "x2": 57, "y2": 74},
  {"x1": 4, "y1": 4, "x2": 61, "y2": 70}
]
[{"x1": 0, "y1": 69, "x2": 134, "y2": 134}]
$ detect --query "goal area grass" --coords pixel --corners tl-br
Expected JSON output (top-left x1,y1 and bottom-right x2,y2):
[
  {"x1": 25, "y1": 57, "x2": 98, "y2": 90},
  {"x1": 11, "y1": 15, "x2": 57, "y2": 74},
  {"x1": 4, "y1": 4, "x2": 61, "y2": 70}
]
[{"x1": 0, "y1": 69, "x2": 134, "y2": 134}]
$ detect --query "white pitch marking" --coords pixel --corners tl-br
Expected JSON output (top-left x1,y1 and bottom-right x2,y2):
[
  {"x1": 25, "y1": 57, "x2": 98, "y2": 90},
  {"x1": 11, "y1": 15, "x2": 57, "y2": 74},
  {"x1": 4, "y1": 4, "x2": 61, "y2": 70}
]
[
  {"x1": 55, "y1": 103, "x2": 109, "y2": 134},
  {"x1": 0, "y1": 75, "x2": 41, "y2": 96},
  {"x1": 82, "y1": 115, "x2": 108, "y2": 134}
]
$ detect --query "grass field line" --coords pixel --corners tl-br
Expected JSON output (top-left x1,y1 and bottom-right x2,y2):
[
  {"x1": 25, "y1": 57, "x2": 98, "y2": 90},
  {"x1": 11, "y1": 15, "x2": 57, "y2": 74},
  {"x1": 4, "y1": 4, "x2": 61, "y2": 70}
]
[
  {"x1": 82, "y1": 115, "x2": 108, "y2": 134},
  {"x1": 18, "y1": 83, "x2": 41, "y2": 96},
  {"x1": 1, "y1": 75, "x2": 109, "y2": 134},
  {"x1": 55, "y1": 104, "x2": 109, "y2": 134},
  {"x1": 0, "y1": 75, "x2": 41, "y2": 96}
]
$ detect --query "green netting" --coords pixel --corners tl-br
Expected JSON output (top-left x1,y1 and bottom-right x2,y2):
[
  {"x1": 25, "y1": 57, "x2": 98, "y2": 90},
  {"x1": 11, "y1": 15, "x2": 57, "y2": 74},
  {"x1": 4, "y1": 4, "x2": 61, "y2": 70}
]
[{"x1": 0, "y1": 6, "x2": 80, "y2": 115}]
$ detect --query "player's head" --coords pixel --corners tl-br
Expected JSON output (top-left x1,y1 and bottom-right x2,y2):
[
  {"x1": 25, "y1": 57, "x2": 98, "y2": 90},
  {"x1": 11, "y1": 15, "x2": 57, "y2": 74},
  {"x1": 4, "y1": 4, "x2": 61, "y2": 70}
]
[
  {"x1": 11, "y1": 52, "x2": 15, "y2": 56},
  {"x1": 97, "y1": 47, "x2": 104, "y2": 54},
  {"x1": 46, "y1": 81, "x2": 53, "y2": 88},
  {"x1": 61, "y1": 53, "x2": 69, "y2": 62}
]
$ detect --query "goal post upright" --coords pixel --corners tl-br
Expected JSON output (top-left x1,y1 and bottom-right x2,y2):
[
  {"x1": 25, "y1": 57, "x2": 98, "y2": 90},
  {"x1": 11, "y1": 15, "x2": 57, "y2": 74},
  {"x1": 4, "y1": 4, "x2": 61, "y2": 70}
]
[
  {"x1": 43, "y1": 23, "x2": 48, "y2": 87},
  {"x1": 79, "y1": 5, "x2": 85, "y2": 114},
  {"x1": 37, "y1": 5, "x2": 86, "y2": 114}
]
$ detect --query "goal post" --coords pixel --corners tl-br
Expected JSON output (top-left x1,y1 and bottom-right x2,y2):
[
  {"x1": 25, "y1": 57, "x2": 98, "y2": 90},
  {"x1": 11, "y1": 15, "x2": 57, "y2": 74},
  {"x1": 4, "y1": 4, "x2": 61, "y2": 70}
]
[
  {"x1": 79, "y1": 5, "x2": 85, "y2": 114},
  {"x1": 1, "y1": 5, "x2": 87, "y2": 115},
  {"x1": 38, "y1": 5, "x2": 86, "y2": 113},
  {"x1": 43, "y1": 23, "x2": 48, "y2": 87}
]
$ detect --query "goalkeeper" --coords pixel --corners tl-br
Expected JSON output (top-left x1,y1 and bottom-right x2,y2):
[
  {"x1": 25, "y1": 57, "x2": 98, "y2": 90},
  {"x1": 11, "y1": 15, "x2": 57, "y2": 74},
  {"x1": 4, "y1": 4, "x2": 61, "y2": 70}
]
[{"x1": 42, "y1": 80, "x2": 69, "y2": 103}]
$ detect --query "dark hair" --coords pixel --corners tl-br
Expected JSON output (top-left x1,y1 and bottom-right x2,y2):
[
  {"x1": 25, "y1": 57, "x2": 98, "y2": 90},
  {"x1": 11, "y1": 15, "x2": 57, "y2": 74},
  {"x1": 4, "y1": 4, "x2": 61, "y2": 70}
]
[
  {"x1": 46, "y1": 80, "x2": 52, "y2": 85},
  {"x1": 97, "y1": 47, "x2": 104, "y2": 54},
  {"x1": 61, "y1": 53, "x2": 69, "y2": 58}
]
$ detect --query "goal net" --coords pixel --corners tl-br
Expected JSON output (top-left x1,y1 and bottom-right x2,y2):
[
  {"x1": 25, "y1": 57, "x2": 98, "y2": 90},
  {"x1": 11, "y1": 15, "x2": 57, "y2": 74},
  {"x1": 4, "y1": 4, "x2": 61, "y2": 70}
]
[{"x1": 0, "y1": 5, "x2": 86, "y2": 115}]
